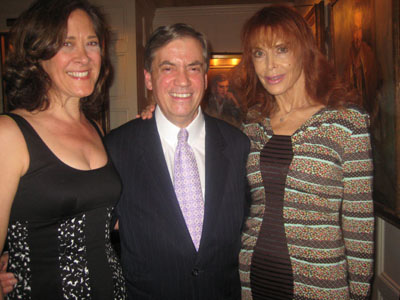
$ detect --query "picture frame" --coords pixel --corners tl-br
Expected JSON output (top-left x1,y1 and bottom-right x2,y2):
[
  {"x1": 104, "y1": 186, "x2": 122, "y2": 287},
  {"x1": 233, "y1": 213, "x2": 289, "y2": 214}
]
[
  {"x1": 203, "y1": 53, "x2": 243, "y2": 127},
  {"x1": 331, "y1": 0, "x2": 400, "y2": 227},
  {"x1": 0, "y1": 32, "x2": 9, "y2": 113},
  {"x1": 207, "y1": 53, "x2": 241, "y2": 80},
  {"x1": 304, "y1": 1, "x2": 327, "y2": 56}
]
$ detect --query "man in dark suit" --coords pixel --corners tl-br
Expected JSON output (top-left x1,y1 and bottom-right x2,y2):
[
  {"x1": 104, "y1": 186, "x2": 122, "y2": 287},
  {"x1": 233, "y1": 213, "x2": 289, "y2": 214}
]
[{"x1": 106, "y1": 23, "x2": 250, "y2": 300}]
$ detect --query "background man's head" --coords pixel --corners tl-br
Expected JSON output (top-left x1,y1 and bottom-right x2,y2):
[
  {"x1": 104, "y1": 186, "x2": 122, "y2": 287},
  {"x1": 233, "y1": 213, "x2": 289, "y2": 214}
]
[{"x1": 212, "y1": 74, "x2": 230, "y2": 99}]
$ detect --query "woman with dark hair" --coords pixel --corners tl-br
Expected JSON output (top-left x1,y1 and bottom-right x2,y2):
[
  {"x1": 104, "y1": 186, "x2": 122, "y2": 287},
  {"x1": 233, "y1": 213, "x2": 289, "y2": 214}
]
[
  {"x1": 234, "y1": 5, "x2": 374, "y2": 300},
  {"x1": 0, "y1": 0, "x2": 125, "y2": 298}
]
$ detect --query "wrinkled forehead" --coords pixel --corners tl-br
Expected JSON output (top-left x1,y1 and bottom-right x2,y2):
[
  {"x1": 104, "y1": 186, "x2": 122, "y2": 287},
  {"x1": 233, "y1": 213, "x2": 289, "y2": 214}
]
[{"x1": 154, "y1": 37, "x2": 206, "y2": 65}]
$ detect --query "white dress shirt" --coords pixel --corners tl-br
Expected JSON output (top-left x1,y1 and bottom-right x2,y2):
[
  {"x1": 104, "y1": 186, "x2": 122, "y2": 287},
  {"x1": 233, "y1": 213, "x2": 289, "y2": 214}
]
[{"x1": 155, "y1": 106, "x2": 206, "y2": 199}]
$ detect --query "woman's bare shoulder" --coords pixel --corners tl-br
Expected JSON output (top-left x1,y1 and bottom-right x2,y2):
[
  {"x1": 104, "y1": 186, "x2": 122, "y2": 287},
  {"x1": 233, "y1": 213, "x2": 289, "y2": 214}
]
[
  {"x1": 0, "y1": 114, "x2": 21, "y2": 137},
  {"x1": 0, "y1": 113, "x2": 29, "y2": 172}
]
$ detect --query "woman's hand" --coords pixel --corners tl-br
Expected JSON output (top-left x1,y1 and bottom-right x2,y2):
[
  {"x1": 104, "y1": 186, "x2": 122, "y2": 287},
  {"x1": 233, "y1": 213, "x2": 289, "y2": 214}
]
[{"x1": 0, "y1": 252, "x2": 17, "y2": 295}]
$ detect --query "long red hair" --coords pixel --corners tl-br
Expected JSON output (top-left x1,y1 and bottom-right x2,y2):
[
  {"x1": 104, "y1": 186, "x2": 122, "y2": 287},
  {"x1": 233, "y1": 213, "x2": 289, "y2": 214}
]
[{"x1": 232, "y1": 5, "x2": 359, "y2": 120}]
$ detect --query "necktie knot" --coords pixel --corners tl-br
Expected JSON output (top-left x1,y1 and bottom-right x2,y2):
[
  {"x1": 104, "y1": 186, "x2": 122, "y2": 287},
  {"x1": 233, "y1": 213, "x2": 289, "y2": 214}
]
[{"x1": 178, "y1": 128, "x2": 189, "y2": 143}]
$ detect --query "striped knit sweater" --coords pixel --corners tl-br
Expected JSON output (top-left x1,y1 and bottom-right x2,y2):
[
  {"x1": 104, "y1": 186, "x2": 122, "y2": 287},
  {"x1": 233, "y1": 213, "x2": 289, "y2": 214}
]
[{"x1": 239, "y1": 106, "x2": 374, "y2": 300}]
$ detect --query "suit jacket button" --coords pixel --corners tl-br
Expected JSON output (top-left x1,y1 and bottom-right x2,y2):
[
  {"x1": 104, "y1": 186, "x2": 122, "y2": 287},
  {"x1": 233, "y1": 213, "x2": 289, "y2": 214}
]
[{"x1": 192, "y1": 268, "x2": 200, "y2": 276}]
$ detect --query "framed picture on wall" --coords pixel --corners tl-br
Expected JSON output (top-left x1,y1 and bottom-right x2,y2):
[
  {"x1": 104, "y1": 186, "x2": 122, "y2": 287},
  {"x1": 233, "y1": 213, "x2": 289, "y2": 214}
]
[
  {"x1": 203, "y1": 53, "x2": 243, "y2": 128},
  {"x1": 331, "y1": 0, "x2": 400, "y2": 226},
  {"x1": 304, "y1": 1, "x2": 327, "y2": 56},
  {"x1": 0, "y1": 33, "x2": 9, "y2": 113}
]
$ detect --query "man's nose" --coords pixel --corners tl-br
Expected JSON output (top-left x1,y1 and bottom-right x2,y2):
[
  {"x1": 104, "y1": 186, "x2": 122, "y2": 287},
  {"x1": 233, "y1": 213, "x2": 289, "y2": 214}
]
[{"x1": 175, "y1": 69, "x2": 190, "y2": 86}]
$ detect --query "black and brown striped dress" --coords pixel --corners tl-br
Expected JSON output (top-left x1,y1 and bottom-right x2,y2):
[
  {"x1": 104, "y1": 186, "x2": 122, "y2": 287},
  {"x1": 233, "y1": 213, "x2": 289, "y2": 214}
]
[
  {"x1": 250, "y1": 135, "x2": 294, "y2": 299},
  {"x1": 239, "y1": 106, "x2": 374, "y2": 300}
]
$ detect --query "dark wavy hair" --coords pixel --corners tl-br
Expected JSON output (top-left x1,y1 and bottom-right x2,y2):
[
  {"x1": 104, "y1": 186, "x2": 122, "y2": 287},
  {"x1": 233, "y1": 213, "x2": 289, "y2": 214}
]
[
  {"x1": 5, "y1": 0, "x2": 112, "y2": 118},
  {"x1": 232, "y1": 5, "x2": 359, "y2": 120}
]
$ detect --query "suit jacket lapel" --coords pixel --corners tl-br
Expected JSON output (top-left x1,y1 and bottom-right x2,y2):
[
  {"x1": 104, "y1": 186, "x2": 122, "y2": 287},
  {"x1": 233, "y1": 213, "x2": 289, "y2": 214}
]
[
  {"x1": 141, "y1": 118, "x2": 175, "y2": 200},
  {"x1": 141, "y1": 116, "x2": 230, "y2": 254},
  {"x1": 141, "y1": 118, "x2": 196, "y2": 249},
  {"x1": 199, "y1": 115, "x2": 229, "y2": 252}
]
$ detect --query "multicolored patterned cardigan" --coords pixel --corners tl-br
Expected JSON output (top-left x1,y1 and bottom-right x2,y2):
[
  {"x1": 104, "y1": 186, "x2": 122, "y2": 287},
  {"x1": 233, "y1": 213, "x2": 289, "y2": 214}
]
[{"x1": 239, "y1": 106, "x2": 374, "y2": 300}]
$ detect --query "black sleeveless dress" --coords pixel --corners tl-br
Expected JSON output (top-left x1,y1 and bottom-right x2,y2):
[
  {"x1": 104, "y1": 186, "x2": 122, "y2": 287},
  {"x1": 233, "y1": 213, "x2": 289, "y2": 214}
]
[{"x1": 5, "y1": 113, "x2": 126, "y2": 300}]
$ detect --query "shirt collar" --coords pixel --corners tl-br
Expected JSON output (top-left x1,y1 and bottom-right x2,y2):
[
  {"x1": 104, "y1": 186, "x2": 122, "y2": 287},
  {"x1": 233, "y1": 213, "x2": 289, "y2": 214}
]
[{"x1": 155, "y1": 106, "x2": 205, "y2": 145}]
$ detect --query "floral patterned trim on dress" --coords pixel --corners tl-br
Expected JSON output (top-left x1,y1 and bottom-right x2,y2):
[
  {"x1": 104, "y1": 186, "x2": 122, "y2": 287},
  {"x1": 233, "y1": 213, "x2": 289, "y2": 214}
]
[
  {"x1": 7, "y1": 221, "x2": 32, "y2": 300},
  {"x1": 105, "y1": 207, "x2": 126, "y2": 299},
  {"x1": 58, "y1": 215, "x2": 91, "y2": 299}
]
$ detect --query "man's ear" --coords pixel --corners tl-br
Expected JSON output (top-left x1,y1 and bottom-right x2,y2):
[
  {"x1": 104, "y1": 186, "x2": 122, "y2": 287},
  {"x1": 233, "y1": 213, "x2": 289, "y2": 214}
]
[
  {"x1": 204, "y1": 73, "x2": 207, "y2": 90},
  {"x1": 144, "y1": 69, "x2": 153, "y2": 90}
]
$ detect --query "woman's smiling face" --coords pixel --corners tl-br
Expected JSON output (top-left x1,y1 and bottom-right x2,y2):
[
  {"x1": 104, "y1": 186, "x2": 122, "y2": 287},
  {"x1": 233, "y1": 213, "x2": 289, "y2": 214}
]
[
  {"x1": 41, "y1": 9, "x2": 101, "y2": 103},
  {"x1": 251, "y1": 35, "x2": 304, "y2": 98}
]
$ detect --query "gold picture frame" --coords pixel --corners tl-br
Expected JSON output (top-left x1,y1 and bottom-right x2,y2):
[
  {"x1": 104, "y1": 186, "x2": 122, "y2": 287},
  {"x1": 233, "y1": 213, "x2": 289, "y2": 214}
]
[
  {"x1": 203, "y1": 53, "x2": 243, "y2": 127},
  {"x1": 331, "y1": 0, "x2": 400, "y2": 227}
]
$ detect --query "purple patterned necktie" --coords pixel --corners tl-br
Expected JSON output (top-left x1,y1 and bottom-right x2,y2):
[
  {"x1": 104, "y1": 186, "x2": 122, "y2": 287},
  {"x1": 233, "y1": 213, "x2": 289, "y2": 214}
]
[{"x1": 174, "y1": 128, "x2": 204, "y2": 251}]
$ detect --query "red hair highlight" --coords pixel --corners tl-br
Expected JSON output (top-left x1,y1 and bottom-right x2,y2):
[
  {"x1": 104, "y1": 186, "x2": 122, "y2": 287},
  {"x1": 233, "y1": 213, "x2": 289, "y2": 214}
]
[{"x1": 232, "y1": 5, "x2": 359, "y2": 121}]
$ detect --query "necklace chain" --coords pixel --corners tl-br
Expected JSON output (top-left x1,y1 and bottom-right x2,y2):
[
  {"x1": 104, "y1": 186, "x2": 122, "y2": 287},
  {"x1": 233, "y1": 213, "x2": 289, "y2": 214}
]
[{"x1": 279, "y1": 105, "x2": 307, "y2": 122}]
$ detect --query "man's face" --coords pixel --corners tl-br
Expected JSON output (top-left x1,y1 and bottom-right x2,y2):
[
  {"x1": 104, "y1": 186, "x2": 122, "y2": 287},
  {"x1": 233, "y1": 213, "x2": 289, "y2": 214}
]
[
  {"x1": 144, "y1": 37, "x2": 207, "y2": 128},
  {"x1": 216, "y1": 80, "x2": 229, "y2": 98}
]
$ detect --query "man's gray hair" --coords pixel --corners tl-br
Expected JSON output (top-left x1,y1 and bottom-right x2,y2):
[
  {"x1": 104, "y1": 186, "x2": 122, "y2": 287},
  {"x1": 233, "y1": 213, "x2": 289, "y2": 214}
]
[{"x1": 144, "y1": 23, "x2": 210, "y2": 72}]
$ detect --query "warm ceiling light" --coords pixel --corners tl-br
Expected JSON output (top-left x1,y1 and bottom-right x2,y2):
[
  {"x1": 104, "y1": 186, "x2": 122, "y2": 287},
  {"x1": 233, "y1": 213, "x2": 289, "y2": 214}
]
[
  {"x1": 231, "y1": 58, "x2": 240, "y2": 65},
  {"x1": 209, "y1": 54, "x2": 241, "y2": 69}
]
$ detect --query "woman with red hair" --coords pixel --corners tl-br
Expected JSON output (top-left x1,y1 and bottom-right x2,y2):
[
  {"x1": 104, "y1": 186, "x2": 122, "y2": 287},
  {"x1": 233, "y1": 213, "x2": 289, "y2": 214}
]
[{"x1": 234, "y1": 5, "x2": 374, "y2": 300}]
